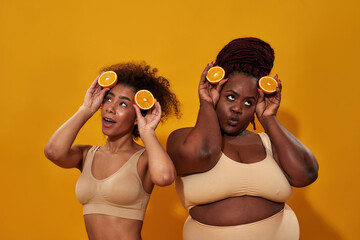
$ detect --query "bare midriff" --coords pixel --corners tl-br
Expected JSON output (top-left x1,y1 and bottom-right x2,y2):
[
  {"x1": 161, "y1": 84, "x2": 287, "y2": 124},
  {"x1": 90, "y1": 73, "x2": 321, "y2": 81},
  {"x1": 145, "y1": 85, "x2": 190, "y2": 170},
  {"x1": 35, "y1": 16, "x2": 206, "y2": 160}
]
[
  {"x1": 189, "y1": 196, "x2": 284, "y2": 226},
  {"x1": 84, "y1": 215, "x2": 143, "y2": 240}
]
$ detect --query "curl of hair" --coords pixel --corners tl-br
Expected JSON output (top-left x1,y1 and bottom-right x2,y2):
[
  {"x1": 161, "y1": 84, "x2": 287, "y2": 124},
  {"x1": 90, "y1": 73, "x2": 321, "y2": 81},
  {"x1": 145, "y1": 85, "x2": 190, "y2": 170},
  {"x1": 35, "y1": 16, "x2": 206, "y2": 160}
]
[
  {"x1": 214, "y1": 37, "x2": 275, "y2": 79},
  {"x1": 101, "y1": 62, "x2": 181, "y2": 138}
]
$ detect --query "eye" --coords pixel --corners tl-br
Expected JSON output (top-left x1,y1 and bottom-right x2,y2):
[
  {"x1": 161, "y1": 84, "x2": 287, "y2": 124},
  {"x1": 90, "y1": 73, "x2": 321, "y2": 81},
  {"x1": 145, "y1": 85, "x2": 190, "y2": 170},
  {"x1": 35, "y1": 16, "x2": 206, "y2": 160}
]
[
  {"x1": 244, "y1": 100, "x2": 253, "y2": 106},
  {"x1": 120, "y1": 102, "x2": 127, "y2": 107},
  {"x1": 227, "y1": 95, "x2": 235, "y2": 101},
  {"x1": 105, "y1": 97, "x2": 112, "y2": 102}
]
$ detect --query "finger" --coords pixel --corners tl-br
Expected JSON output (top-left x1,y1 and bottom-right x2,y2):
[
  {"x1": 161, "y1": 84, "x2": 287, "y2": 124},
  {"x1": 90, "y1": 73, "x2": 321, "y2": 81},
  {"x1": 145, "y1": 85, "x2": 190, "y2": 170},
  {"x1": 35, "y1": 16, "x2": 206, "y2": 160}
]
[
  {"x1": 200, "y1": 63, "x2": 211, "y2": 82},
  {"x1": 154, "y1": 100, "x2": 162, "y2": 115},
  {"x1": 90, "y1": 75, "x2": 100, "y2": 88},
  {"x1": 216, "y1": 78, "x2": 228, "y2": 91},
  {"x1": 133, "y1": 104, "x2": 142, "y2": 119},
  {"x1": 278, "y1": 79, "x2": 282, "y2": 93},
  {"x1": 100, "y1": 87, "x2": 110, "y2": 98},
  {"x1": 257, "y1": 88, "x2": 265, "y2": 102}
]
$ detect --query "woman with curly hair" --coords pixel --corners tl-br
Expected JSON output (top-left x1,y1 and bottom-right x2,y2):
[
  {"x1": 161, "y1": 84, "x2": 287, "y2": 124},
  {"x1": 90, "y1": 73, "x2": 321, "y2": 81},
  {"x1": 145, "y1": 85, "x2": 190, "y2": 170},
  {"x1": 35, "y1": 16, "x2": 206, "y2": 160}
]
[
  {"x1": 44, "y1": 62, "x2": 180, "y2": 240},
  {"x1": 167, "y1": 38, "x2": 318, "y2": 240}
]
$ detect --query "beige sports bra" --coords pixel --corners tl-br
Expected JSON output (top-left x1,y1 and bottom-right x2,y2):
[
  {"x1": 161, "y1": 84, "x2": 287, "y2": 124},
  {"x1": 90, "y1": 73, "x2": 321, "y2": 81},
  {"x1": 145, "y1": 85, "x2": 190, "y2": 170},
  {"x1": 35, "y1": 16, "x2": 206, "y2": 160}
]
[
  {"x1": 175, "y1": 133, "x2": 292, "y2": 210},
  {"x1": 75, "y1": 146, "x2": 150, "y2": 220}
]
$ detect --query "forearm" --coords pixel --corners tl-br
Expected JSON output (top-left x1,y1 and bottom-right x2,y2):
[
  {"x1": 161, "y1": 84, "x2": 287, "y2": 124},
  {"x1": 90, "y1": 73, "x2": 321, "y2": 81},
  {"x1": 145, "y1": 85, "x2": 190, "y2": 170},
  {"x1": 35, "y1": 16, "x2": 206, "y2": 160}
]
[
  {"x1": 260, "y1": 116, "x2": 318, "y2": 186},
  {"x1": 141, "y1": 130, "x2": 176, "y2": 186},
  {"x1": 44, "y1": 106, "x2": 94, "y2": 161},
  {"x1": 184, "y1": 100, "x2": 222, "y2": 160}
]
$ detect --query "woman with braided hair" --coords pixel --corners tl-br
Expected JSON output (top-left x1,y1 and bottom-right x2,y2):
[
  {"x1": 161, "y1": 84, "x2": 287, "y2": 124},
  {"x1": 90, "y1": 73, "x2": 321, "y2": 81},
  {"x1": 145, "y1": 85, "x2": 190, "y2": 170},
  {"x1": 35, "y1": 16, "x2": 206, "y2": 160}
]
[{"x1": 167, "y1": 38, "x2": 318, "y2": 239}]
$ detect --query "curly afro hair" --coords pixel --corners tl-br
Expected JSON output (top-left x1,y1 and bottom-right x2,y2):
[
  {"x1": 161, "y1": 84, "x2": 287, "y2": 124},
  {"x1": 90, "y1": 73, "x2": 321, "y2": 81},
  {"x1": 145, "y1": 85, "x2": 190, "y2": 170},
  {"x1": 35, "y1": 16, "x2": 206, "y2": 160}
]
[
  {"x1": 100, "y1": 61, "x2": 181, "y2": 138},
  {"x1": 214, "y1": 37, "x2": 275, "y2": 79}
]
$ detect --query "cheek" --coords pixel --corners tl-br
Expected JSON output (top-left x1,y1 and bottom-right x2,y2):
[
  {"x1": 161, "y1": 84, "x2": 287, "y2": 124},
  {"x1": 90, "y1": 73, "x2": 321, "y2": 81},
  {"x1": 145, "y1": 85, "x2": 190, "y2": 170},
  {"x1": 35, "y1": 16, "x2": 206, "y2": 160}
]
[
  {"x1": 118, "y1": 109, "x2": 136, "y2": 120},
  {"x1": 243, "y1": 107, "x2": 256, "y2": 119},
  {"x1": 216, "y1": 103, "x2": 230, "y2": 121}
]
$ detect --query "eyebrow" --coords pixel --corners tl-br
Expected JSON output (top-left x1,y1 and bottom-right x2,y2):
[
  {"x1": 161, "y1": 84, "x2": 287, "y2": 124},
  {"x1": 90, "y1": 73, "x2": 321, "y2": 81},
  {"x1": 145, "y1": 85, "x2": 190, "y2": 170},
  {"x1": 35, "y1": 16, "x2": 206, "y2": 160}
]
[{"x1": 107, "y1": 92, "x2": 132, "y2": 102}]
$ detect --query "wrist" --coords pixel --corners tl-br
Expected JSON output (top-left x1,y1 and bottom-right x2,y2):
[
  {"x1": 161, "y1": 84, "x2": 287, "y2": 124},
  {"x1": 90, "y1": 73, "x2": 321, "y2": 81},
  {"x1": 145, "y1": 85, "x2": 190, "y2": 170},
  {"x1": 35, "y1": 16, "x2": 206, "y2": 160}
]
[
  {"x1": 78, "y1": 105, "x2": 96, "y2": 118},
  {"x1": 199, "y1": 99, "x2": 215, "y2": 108},
  {"x1": 259, "y1": 115, "x2": 278, "y2": 131},
  {"x1": 139, "y1": 129, "x2": 156, "y2": 142}
]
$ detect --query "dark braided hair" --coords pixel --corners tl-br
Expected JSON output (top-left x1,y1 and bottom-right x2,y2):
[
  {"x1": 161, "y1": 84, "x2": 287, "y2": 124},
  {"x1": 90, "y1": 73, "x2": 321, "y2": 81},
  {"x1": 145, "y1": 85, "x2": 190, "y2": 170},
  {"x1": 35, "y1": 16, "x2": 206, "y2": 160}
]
[{"x1": 214, "y1": 37, "x2": 275, "y2": 79}]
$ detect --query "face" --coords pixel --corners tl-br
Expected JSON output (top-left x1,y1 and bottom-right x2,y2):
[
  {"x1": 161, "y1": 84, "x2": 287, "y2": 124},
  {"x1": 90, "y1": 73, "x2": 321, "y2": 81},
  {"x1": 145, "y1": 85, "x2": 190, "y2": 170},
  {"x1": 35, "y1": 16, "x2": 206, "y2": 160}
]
[
  {"x1": 216, "y1": 72, "x2": 258, "y2": 136},
  {"x1": 101, "y1": 84, "x2": 137, "y2": 138}
]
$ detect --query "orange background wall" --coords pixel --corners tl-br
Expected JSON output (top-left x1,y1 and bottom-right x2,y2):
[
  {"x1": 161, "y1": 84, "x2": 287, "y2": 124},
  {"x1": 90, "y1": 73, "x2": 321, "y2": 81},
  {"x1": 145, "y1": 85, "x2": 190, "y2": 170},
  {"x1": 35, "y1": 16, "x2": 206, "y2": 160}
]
[{"x1": 1, "y1": 0, "x2": 359, "y2": 239}]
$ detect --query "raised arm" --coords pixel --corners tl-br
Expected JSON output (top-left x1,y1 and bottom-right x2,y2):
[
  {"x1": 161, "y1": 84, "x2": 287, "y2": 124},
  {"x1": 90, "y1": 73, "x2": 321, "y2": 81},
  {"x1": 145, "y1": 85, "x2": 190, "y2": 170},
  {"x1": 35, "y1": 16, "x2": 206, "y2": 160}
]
[
  {"x1": 44, "y1": 77, "x2": 109, "y2": 169},
  {"x1": 167, "y1": 64, "x2": 227, "y2": 176},
  {"x1": 256, "y1": 75, "x2": 319, "y2": 187},
  {"x1": 134, "y1": 100, "x2": 175, "y2": 186}
]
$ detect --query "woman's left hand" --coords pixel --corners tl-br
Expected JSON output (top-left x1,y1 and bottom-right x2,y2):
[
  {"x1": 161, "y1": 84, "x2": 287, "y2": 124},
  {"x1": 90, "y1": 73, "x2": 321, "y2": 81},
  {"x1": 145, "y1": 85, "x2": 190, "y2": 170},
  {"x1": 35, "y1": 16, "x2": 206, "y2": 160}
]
[
  {"x1": 256, "y1": 75, "x2": 282, "y2": 121},
  {"x1": 134, "y1": 99, "x2": 162, "y2": 134}
]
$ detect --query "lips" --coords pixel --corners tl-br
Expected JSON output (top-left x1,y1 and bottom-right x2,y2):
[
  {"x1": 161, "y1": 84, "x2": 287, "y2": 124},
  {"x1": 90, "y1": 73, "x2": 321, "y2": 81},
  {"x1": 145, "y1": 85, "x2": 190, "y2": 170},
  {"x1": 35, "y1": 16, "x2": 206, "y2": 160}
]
[
  {"x1": 103, "y1": 117, "x2": 116, "y2": 127},
  {"x1": 227, "y1": 116, "x2": 239, "y2": 126}
]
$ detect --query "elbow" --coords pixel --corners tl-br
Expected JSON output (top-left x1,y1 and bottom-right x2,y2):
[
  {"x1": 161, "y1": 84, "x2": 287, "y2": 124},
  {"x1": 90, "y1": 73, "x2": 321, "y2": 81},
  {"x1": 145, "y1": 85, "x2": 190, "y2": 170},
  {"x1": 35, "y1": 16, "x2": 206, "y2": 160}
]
[
  {"x1": 291, "y1": 165, "x2": 319, "y2": 187},
  {"x1": 306, "y1": 164, "x2": 319, "y2": 184},
  {"x1": 44, "y1": 144, "x2": 56, "y2": 161},
  {"x1": 304, "y1": 156, "x2": 319, "y2": 184},
  {"x1": 44, "y1": 144, "x2": 62, "y2": 163},
  {"x1": 152, "y1": 171, "x2": 176, "y2": 187}
]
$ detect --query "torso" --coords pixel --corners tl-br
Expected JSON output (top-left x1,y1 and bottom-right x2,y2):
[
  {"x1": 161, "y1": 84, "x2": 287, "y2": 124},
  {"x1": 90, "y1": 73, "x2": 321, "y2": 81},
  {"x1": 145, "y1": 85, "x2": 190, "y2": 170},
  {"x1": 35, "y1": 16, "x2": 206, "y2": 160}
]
[
  {"x1": 181, "y1": 130, "x2": 290, "y2": 226},
  {"x1": 78, "y1": 144, "x2": 152, "y2": 240}
]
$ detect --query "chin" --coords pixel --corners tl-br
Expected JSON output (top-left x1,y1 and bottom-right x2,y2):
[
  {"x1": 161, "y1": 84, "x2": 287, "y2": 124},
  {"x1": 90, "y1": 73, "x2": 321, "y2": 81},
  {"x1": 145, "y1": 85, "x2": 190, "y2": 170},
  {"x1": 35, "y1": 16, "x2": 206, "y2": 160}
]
[{"x1": 222, "y1": 126, "x2": 246, "y2": 136}]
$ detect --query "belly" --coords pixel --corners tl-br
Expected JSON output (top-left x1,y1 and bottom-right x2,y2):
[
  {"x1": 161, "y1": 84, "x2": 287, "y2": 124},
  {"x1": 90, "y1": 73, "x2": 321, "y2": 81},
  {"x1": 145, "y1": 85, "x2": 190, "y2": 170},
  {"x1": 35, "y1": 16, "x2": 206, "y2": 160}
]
[
  {"x1": 189, "y1": 196, "x2": 284, "y2": 226},
  {"x1": 84, "y1": 214, "x2": 143, "y2": 240}
]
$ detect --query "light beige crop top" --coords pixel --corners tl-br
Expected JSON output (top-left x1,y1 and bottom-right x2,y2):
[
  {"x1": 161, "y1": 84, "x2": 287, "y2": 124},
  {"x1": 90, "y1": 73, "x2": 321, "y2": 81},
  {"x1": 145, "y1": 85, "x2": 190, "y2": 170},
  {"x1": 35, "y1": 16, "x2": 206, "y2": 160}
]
[
  {"x1": 75, "y1": 146, "x2": 150, "y2": 220},
  {"x1": 175, "y1": 133, "x2": 292, "y2": 210}
]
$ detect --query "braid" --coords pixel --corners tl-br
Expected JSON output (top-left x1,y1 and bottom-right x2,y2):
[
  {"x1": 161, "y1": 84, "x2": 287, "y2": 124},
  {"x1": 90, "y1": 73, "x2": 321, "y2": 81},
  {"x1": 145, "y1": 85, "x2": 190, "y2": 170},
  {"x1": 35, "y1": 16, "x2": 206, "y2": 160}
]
[{"x1": 214, "y1": 37, "x2": 275, "y2": 79}]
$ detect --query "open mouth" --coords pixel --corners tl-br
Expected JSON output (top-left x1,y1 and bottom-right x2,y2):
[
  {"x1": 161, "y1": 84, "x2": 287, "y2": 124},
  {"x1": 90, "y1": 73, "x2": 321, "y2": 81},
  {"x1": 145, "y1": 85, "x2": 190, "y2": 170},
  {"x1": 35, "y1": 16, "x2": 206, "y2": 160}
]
[
  {"x1": 103, "y1": 117, "x2": 116, "y2": 126},
  {"x1": 104, "y1": 118, "x2": 116, "y2": 123}
]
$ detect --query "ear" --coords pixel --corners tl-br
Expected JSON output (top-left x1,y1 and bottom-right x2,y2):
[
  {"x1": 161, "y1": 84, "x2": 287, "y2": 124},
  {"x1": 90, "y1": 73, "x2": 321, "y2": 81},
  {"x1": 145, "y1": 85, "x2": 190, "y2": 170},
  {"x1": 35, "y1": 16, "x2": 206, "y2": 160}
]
[{"x1": 134, "y1": 116, "x2": 138, "y2": 126}]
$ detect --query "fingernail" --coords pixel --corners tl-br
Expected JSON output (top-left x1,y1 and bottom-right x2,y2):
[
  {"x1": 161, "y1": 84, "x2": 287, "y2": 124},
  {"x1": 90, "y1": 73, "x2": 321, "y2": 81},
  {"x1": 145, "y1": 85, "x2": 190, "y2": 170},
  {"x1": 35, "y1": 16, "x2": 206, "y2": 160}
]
[{"x1": 257, "y1": 88, "x2": 261, "y2": 93}]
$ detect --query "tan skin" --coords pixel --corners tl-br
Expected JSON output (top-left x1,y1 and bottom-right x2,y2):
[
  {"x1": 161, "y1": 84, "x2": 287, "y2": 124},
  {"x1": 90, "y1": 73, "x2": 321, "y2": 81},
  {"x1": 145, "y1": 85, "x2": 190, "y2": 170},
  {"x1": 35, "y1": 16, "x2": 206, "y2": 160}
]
[
  {"x1": 167, "y1": 64, "x2": 318, "y2": 226},
  {"x1": 45, "y1": 77, "x2": 176, "y2": 240}
]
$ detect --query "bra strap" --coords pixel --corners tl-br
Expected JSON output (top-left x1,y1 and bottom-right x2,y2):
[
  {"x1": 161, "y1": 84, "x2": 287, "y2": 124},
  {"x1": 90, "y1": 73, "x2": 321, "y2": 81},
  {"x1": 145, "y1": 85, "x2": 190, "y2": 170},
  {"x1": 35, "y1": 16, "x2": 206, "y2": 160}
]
[
  {"x1": 258, "y1": 133, "x2": 273, "y2": 155},
  {"x1": 83, "y1": 145, "x2": 99, "y2": 169},
  {"x1": 129, "y1": 148, "x2": 146, "y2": 163}
]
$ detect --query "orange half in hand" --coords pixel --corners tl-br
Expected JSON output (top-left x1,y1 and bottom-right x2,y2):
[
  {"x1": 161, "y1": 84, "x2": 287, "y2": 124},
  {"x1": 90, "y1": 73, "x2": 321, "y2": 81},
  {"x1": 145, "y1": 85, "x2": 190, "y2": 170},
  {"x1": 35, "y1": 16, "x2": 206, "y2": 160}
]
[
  {"x1": 206, "y1": 66, "x2": 225, "y2": 84},
  {"x1": 98, "y1": 71, "x2": 118, "y2": 88},
  {"x1": 134, "y1": 89, "x2": 155, "y2": 110},
  {"x1": 259, "y1": 76, "x2": 278, "y2": 94}
]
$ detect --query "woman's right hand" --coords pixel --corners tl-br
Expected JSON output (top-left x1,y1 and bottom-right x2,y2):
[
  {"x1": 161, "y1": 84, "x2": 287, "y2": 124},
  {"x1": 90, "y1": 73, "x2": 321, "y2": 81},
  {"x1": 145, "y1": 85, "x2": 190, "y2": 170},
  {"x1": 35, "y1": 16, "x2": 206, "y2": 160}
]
[
  {"x1": 82, "y1": 76, "x2": 110, "y2": 114},
  {"x1": 198, "y1": 63, "x2": 227, "y2": 107}
]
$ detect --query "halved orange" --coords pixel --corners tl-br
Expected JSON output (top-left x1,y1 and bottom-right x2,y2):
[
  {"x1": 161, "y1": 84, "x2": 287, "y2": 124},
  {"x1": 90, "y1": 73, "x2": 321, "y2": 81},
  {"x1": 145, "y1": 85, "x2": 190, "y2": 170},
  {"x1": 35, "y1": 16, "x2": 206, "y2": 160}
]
[
  {"x1": 134, "y1": 89, "x2": 155, "y2": 110},
  {"x1": 206, "y1": 66, "x2": 225, "y2": 84},
  {"x1": 98, "y1": 71, "x2": 117, "y2": 88},
  {"x1": 259, "y1": 76, "x2": 278, "y2": 94}
]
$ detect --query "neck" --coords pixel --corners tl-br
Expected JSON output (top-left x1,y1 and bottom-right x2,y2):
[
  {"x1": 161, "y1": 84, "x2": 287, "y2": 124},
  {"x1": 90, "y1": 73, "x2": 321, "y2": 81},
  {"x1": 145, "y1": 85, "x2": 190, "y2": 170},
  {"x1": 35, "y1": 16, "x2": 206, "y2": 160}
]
[{"x1": 104, "y1": 134, "x2": 138, "y2": 153}]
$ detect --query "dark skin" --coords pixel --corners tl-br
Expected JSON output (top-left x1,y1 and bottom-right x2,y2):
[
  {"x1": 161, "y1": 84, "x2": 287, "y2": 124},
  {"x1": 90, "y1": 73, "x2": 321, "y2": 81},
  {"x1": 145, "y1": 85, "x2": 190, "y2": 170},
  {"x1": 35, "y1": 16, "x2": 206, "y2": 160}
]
[{"x1": 167, "y1": 64, "x2": 318, "y2": 226}]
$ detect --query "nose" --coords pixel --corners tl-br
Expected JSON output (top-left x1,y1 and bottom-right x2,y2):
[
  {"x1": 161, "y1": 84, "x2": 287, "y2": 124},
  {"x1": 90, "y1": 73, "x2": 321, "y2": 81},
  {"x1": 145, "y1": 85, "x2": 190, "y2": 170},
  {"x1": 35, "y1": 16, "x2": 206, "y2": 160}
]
[
  {"x1": 105, "y1": 102, "x2": 116, "y2": 114},
  {"x1": 231, "y1": 102, "x2": 242, "y2": 114}
]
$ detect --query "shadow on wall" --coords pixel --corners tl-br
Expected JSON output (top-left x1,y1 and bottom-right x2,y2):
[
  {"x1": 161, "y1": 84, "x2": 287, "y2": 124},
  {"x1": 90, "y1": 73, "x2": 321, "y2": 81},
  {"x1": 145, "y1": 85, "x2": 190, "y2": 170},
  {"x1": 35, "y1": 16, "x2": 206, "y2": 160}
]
[{"x1": 277, "y1": 110, "x2": 342, "y2": 240}]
